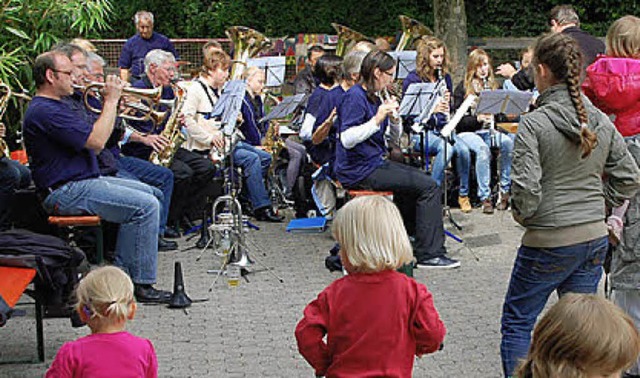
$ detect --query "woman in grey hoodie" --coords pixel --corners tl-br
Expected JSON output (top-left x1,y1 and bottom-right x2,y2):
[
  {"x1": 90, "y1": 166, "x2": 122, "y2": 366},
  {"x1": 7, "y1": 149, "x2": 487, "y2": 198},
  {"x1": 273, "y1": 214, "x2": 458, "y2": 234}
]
[{"x1": 500, "y1": 32, "x2": 640, "y2": 377}]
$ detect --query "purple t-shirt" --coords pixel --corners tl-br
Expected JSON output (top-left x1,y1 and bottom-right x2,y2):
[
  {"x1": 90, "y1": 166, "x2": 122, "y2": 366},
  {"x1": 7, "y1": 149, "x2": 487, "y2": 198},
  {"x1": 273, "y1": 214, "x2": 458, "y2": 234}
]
[
  {"x1": 23, "y1": 96, "x2": 99, "y2": 190},
  {"x1": 118, "y1": 32, "x2": 179, "y2": 78},
  {"x1": 45, "y1": 331, "x2": 158, "y2": 378},
  {"x1": 305, "y1": 86, "x2": 345, "y2": 165}
]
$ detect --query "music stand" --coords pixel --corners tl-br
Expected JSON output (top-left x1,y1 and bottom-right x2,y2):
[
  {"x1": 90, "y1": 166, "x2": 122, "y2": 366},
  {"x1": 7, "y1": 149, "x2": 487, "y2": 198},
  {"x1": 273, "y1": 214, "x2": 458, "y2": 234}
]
[
  {"x1": 198, "y1": 80, "x2": 284, "y2": 288},
  {"x1": 401, "y1": 83, "x2": 462, "y2": 232},
  {"x1": 259, "y1": 93, "x2": 307, "y2": 123},
  {"x1": 477, "y1": 90, "x2": 532, "y2": 129},
  {"x1": 388, "y1": 51, "x2": 417, "y2": 80},
  {"x1": 247, "y1": 56, "x2": 287, "y2": 87}
]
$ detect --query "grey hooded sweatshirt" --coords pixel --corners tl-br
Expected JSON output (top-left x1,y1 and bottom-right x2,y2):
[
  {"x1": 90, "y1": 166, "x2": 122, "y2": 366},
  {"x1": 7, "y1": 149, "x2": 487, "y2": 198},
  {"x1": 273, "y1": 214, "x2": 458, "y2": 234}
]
[{"x1": 512, "y1": 84, "x2": 640, "y2": 248}]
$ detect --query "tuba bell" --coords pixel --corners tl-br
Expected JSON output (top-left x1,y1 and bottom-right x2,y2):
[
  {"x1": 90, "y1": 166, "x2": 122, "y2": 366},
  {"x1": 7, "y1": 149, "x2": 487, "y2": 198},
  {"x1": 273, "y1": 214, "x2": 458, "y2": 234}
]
[
  {"x1": 226, "y1": 26, "x2": 272, "y2": 80},
  {"x1": 395, "y1": 15, "x2": 433, "y2": 52},
  {"x1": 331, "y1": 23, "x2": 371, "y2": 57}
]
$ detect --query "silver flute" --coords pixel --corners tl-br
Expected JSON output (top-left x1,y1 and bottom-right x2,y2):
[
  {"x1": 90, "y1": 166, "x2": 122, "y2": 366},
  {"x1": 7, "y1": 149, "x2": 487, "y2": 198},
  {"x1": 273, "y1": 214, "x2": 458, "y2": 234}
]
[{"x1": 379, "y1": 88, "x2": 400, "y2": 122}]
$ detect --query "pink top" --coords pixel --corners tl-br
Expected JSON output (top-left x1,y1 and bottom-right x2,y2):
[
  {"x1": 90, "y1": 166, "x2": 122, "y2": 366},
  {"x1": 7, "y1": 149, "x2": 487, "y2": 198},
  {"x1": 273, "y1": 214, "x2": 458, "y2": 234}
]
[{"x1": 45, "y1": 331, "x2": 158, "y2": 378}]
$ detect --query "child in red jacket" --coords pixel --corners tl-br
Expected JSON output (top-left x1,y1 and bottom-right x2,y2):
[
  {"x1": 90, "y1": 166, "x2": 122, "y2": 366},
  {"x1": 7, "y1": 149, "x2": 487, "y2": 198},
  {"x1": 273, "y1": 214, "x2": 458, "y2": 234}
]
[{"x1": 295, "y1": 195, "x2": 446, "y2": 378}]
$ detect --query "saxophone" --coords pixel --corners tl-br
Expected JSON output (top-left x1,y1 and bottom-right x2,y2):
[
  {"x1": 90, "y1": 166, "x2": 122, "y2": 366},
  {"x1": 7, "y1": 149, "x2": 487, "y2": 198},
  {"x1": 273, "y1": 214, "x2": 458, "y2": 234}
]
[
  {"x1": 149, "y1": 85, "x2": 187, "y2": 167},
  {"x1": 263, "y1": 121, "x2": 286, "y2": 176},
  {"x1": 0, "y1": 82, "x2": 11, "y2": 158}
]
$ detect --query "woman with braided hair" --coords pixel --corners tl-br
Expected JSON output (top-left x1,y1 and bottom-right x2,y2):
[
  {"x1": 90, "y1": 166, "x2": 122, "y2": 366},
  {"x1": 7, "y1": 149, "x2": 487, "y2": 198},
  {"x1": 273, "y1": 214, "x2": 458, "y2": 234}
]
[{"x1": 499, "y1": 32, "x2": 640, "y2": 377}]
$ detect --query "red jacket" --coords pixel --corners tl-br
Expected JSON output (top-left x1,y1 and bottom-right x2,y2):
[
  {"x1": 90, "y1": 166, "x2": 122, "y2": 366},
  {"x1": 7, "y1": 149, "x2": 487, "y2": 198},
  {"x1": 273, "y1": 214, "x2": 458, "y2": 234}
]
[
  {"x1": 582, "y1": 56, "x2": 640, "y2": 137},
  {"x1": 295, "y1": 270, "x2": 446, "y2": 378}
]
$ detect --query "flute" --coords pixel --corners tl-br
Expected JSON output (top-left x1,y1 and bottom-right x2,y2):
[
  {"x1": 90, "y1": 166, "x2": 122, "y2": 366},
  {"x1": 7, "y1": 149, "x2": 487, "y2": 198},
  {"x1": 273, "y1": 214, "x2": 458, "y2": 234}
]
[{"x1": 379, "y1": 88, "x2": 400, "y2": 123}]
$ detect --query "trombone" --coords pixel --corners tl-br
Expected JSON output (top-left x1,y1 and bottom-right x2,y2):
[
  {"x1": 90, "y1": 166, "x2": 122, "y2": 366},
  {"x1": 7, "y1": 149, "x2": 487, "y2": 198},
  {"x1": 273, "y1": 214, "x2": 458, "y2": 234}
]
[{"x1": 76, "y1": 82, "x2": 168, "y2": 125}]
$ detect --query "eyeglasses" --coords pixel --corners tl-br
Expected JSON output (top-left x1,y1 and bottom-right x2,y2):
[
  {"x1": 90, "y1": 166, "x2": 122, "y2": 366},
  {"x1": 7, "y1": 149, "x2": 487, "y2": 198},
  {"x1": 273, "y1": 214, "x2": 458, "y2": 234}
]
[
  {"x1": 382, "y1": 70, "x2": 395, "y2": 78},
  {"x1": 51, "y1": 69, "x2": 73, "y2": 76}
]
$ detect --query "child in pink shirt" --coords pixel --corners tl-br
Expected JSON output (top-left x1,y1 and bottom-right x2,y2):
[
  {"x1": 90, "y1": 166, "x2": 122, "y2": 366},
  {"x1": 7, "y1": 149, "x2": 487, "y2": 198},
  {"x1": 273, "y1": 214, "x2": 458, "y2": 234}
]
[
  {"x1": 295, "y1": 195, "x2": 447, "y2": 378},
  {"x1": 46, "y1": 266, "x2": 157, "y2": 378}
]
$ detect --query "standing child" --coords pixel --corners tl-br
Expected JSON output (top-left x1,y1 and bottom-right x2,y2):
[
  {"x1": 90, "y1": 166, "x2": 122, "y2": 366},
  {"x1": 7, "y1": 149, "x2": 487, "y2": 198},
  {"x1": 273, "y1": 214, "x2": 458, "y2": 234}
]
[
  {"x1": 515, "y1": 293, "x2": 640, "y2": 378},
  {"x1": 46, "y1": 266, "x2": 158, "y2": 378},
  {"x1": 295, "y1": 195, "x2": 446, "y2": 377}
]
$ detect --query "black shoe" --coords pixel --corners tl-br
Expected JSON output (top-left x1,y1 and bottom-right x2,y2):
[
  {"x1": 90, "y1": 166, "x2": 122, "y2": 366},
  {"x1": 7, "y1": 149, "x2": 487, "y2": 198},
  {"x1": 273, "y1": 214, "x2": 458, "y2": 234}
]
[
  {"x1": 158, "y1": 237, "x2": 178, "y2": 252},
  {"x1": 415, "y1": 256, "x2": 461, "y2": 269},
  {"x1": 254, "y1": 207, "x2": 284, "y2": 222},
  {"x1": 134, "y1": 284, "x2": 172, "y2": 303},
  {"x1": 164, "y1": 226, "x2": 181, "y2": 239}
]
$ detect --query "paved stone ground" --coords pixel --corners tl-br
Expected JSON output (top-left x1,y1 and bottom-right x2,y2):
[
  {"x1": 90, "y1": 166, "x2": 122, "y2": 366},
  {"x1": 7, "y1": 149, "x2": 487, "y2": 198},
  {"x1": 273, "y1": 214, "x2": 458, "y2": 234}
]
[{"x1": 0, "y1": 207, "x2": 548, "y2": 377}]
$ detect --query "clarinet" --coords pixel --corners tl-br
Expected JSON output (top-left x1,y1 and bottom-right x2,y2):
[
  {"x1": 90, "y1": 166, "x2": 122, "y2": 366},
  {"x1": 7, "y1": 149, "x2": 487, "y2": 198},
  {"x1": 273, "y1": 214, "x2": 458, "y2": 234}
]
[
  {"x1": 435, "y1": 68, "x2": 450, "y2": 122},
  {"x1": 481, "y1": 77, "x2": 496, "y2": 146}
]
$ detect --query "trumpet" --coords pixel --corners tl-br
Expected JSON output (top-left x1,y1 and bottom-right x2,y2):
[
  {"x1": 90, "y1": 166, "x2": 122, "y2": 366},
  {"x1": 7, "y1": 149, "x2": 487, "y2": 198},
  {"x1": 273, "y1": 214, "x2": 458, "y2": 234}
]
[{"x1": 75, "y1": 82, "x2": 168, "y2": 125}]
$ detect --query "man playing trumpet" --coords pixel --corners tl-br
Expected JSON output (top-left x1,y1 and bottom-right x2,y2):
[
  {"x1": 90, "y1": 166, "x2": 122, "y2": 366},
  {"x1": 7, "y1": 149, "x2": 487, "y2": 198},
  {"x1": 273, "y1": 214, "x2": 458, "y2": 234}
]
[{"x1": 23, "y1": 49, "x2": 171, "y2": 303}]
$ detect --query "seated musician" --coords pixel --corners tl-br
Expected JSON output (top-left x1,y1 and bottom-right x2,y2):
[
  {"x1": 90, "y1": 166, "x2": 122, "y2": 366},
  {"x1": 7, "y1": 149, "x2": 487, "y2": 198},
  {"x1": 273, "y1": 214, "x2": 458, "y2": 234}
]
[
  {"x1": 180, "y1": 50, "x2": 282, "y2": 222},
  {"x1": 23, "y1": 50, "x2": 170, "y2": 303},
  {"x1": 402, "y1": 36, "x2": 474, "y2": 213},
  {"x1": 122, "y1": 49, "x2": 218, "y2": 232},
  {"x1": 294, "y1": 45, "x2": 325, "y2": 96},
  {"x1": 55, "y1": 43, "x2": 177, "y2": 251},
  {"x1": 335, "y1": 50, "x2": 459, "y2": 269},
  {"x1": 453, "y1": 48, "x2": 514, "y2": 212},
  {"x1": 0, "y1": 124, "x2": 31, "y2": 231},
  {"x1": 239, "y1": 66, "x2": 306, "y2": 201}
]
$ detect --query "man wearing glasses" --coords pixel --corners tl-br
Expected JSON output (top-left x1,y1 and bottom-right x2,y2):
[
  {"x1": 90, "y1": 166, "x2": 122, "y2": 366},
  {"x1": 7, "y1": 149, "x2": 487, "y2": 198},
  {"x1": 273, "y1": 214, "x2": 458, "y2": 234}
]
[{"x1": 23, "y1": 50, "x2": 172, "y2": 303}]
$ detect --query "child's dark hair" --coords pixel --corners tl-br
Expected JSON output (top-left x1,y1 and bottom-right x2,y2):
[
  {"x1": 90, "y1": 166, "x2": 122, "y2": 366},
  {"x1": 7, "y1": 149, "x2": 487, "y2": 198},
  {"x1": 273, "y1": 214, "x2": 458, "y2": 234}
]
[
  {"x1": 314, "y1": 55, "x2": 344, "y2": 86},
  {"x1": 359, "y1": 50, "x2": 396, "y2": 103},
  {"x1": 533, "y1": 32, "x2": 597, "y2": 158}
]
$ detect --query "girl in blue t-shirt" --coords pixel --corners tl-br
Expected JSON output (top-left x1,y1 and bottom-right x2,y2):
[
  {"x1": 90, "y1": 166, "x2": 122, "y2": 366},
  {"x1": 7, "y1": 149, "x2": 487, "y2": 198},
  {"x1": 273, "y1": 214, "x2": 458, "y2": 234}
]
[
  {"x1": 300, "y1": 55, "x2": 345, "y2": 167},
  {"x1": 335, "y1": 50, "x2": 458, "y2": 269}
]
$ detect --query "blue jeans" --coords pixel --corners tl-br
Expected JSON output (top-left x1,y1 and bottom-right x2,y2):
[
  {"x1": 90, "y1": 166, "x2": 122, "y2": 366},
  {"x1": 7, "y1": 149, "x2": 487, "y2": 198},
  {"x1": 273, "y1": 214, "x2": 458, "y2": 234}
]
[
  {"x1": 0, "y1": 157, "x2": 31, "y2": 194},
  {"x1": 412, "y1": 132, "x2": 470, "y2": 195},
  {"x1": 233, "y1": 141, "x2": 271, "y2": 210},
  {"x1": 500, "y1": 236, "x2": 608, "y2": 377},
  {"x1": 456, "y1": 132, "x2": 491, "y2": 200},
  {"x1": 117, "y1": 156, "x2": 174, "y2": 235},
  {"x1": 478, "y1": 131, "x2": 513, "y2": 192},
  {"x1": 42, "y1": 176, "x2": 160, "y2": 284}
]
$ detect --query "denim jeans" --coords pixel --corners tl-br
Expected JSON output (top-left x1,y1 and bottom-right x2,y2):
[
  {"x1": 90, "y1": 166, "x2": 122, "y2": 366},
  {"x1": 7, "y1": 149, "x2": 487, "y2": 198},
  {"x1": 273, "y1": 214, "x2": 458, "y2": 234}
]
[
  {"x1": 233, "y1": 141, "x2": 271, "y2": 210},
  {"x1": 478, "y1": 131, "x2": 513, "y2": 192},
  {"x1": 411, "y1": 132, "x2": 470, "y2": 196},
  {"x1": 500, "y1": 236, "x2": 608, "y2": 377},
  {"x1": 117, "y1": 156, "x2": 174, "y2": 235},
  {"x1": 42, "y1": 176, "x2": 160, "y2": 284},
  {"x1": 0, "y1": 157, "x2": 31, "y2": 194},
  {"x1": 456, "y1": 132, "x2": 491, "y2": 200}
]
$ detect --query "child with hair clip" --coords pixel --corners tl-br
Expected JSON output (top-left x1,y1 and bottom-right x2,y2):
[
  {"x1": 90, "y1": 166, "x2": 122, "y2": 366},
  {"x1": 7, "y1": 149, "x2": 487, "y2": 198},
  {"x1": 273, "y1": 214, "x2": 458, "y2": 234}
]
[
  {"x1": 46, "y1": 266, "x2": 158, "y2": 378},
  {"x1": 295, "y1": 195, "x2": 446, "y2": 377},
  {"x1": 516, "y1": 293, "x2": 640, "y2": 378}
]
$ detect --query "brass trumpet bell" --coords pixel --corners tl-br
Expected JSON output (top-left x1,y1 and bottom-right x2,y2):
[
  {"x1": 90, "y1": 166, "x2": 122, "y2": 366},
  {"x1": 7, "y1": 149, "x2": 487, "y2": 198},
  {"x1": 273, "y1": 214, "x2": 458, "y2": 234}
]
[
  {"x1": 331, "y1": 23, "x2": 371, "y2": 57},
  {"x1": 396, "y1": 15, "x2": 433, "y2": 52},
  {"x1": 79, "y1": 82, "x2": 165, "y2": 124}
]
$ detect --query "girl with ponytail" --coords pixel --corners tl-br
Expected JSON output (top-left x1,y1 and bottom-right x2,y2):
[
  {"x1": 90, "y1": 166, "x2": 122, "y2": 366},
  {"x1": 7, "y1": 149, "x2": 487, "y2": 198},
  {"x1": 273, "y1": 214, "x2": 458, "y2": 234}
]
[
  {"x1": 499, "y1": 32, "x2": 640, "y2": 377},
  {"x1": 46, "y1": 266, "x2": 158, "y2": 377}
]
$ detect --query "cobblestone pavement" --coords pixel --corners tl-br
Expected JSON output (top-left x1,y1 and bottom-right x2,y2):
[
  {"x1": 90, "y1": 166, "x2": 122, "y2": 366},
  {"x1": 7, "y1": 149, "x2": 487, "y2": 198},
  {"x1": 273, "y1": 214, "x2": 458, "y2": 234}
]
[{"x1": 0, "y1": 208, "x2": 539, "y2": 377}]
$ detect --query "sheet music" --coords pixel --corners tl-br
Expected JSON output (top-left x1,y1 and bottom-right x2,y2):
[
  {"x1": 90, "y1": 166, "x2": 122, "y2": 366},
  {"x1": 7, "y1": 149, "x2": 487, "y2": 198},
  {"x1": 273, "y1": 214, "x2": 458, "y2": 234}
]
[
  {"x1": 210, "y1": 80, "x2": 247, "y2": 135},
  {"x1": 388, "y1": 51, "x2": 416, "y2": 80},
  {"x1": 398, "y1": 82, "x2": 438, "y2": 117},
  {"x1": 260, "y1": 93, "x2": 307, "y2": 122},
  {"x1": 476, "y1": 90, "x2": 532, "y2": 115},
  {"x1": 247, "y1": 56, "x2": 286, "y2": 87}
]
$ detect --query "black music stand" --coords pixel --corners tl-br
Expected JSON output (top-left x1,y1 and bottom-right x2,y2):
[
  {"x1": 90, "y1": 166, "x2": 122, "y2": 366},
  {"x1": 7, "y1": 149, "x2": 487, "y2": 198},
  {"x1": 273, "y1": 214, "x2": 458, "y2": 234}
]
[
  {"x1": 477, "y1": 90, "x2": 532, "y2": 128},
  {"x1": 259, "y1": 93, "x2": 307, "y2": 123},
  {"x1": 248, "y1": 56, "x2": 287, "y2": 88},
  {"x1": 402, "y1": 82, "x2": 462, "y2": 231},
  {"x1": 388, "y1": 51, "x2": 417, "y2": 80}
]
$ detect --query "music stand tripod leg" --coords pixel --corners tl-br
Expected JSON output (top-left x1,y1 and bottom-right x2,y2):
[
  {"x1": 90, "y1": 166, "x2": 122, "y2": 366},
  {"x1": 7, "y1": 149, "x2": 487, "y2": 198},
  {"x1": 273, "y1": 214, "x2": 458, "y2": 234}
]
[{"x1": 439, "y1": 134, "x2": 462, "y2": 232}]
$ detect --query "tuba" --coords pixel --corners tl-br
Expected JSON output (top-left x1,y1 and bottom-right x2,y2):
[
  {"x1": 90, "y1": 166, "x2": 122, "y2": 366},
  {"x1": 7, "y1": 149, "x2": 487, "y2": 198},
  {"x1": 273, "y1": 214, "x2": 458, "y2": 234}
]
[
  {"x1": 332, "y1": 23, "x2": 371, "y2": 57},
  {"x1": 149, "y1": 84, "x2": 187, "y2": 167},
  {"x1": 226, "y1": 26, "x2": 272, "y2": 80},
  {"x1": 395, "y1": 15, "x2": 433, "y2": 52}
]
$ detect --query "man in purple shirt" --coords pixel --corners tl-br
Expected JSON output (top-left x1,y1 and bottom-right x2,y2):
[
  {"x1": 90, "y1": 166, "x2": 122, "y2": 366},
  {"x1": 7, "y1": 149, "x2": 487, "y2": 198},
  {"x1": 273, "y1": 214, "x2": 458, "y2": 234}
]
[
  {"x1": 24, "y1": 50, "x2": 171, "y2": 303},
  {"x1": 118, "y1": 10, "x2": 179, "y2": 83}
]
